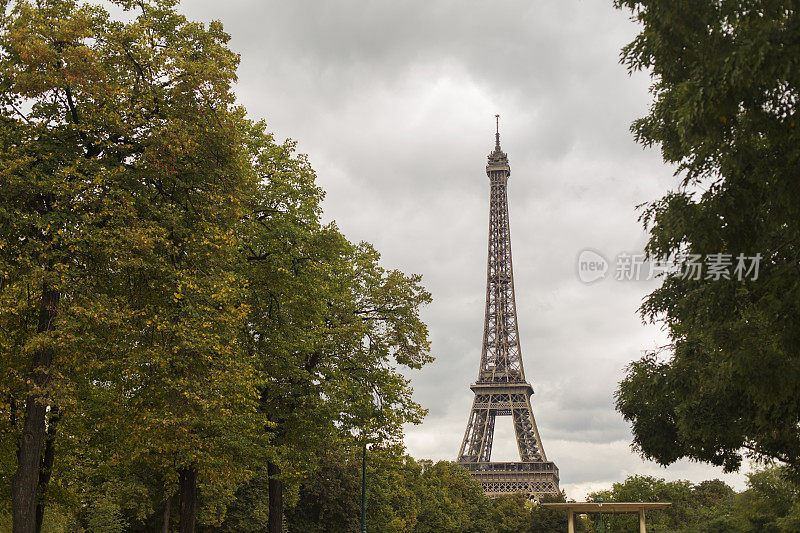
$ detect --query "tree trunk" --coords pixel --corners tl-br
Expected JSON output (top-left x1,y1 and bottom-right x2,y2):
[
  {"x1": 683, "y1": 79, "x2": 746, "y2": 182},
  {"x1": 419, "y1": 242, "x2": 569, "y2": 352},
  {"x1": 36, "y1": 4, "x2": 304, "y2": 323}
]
[
  {"x1": 267, "y1": 461, "x2": 283, "y2": 533},
  {"x1": 12, "y1": 284, "x2": 59, "y2": 533},
  {"x1": 179, "y1": 466, "x2": 197, "y2": 533},
  {"x1": 162, "y1": 494, "x2": 172, "y2": 533},
  {"x1": 35, "y1": 406, "x2": 60, "y2": 533}
]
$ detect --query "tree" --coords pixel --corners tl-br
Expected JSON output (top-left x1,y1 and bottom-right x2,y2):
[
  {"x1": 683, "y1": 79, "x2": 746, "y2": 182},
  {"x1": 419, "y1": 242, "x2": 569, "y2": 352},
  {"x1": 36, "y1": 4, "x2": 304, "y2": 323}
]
[
  {"x1": 586, "y1": 476, "x2": 737, "y2": 532},
  {"x1": 588, "y1": 476, "x2": 685, "y2": 531},
  {"x1": 1, "y1": 1, "x2": 434, "y2": 531},
  {"x1": 0, "y1": 0, "x2": 264, "y2": 530},
  {"x1": 238, "y1": 132, "x2": 432, "y2": 531},
  {"x1": 285, "y1": 447, "x2": 511, "y2": 533},
  {"x1": 283, "y1": 444, "x2": 363, "y2": 533},
  {"x1": 732, "y1": 465, "x2": 800, "y2": 532},
  {"x1": 528, "y1": 492, "x2": 574, "y2": 533},
  {"x1": 690, "y1": 479, "x2": 737, "y2": 525},
  {"x1": 284, "y1": 443, "x2": 424, "y2": 533},
  {"x1": 490, "y1": 494, "x2": 529, "y2": 533},
  {"x1": 613, "y1": 0, "x2": 800, "y2": 475},
  {"x1": 413, "y1": 461, "x2": 495, "y2": 533}
]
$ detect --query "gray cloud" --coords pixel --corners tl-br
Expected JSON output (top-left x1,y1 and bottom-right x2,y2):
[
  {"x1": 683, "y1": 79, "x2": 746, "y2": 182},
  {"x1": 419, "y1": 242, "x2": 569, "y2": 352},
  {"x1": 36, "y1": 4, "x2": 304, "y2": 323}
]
[{"x1": 178, "y1": 0, "x2": 747, "y2": 498}]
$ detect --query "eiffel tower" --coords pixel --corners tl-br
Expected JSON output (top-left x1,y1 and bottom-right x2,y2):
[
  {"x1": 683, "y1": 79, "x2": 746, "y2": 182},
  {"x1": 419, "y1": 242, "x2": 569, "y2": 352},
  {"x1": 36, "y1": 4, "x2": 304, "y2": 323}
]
[{"x1": 457, "y1": 117, "x2": 559, "y2": 500}]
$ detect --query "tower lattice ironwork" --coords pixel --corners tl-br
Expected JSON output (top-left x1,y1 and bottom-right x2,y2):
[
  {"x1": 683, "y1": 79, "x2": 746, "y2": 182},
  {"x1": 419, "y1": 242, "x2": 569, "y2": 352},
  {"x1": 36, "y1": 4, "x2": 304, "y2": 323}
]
[{"x1": 457, "y1": 117, "x2": 559, "y2": 500}]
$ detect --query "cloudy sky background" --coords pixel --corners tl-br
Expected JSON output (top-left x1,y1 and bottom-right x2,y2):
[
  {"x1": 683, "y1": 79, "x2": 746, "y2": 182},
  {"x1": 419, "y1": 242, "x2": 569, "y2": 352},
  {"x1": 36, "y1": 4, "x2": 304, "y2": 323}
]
[{"x1": 176, "y1": 0, "x2": 749, "y2": 498}]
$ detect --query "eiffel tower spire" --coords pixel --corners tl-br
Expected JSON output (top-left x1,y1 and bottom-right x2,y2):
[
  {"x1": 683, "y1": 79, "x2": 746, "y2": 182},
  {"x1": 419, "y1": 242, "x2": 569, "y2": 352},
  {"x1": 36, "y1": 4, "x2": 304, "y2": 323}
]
[{"x1": 456, "y1": 117, "x2": 559, "y2": 500}]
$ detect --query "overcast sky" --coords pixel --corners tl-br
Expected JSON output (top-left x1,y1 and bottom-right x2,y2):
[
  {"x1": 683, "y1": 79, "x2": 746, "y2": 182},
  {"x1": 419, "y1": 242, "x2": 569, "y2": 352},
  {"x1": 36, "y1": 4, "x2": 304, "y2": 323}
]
[{"x1": 176, "y1": 0, "x2": 749, "y2": 499}]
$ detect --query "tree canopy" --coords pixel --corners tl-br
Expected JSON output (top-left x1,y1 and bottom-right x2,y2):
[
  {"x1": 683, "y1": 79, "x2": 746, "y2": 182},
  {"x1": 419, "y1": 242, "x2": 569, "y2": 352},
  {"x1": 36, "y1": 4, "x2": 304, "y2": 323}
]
[
  {"x1": 614, "y1": 0, "x2": 800, "y2": 476},
  {"x1": 286, "y1": 443, "x2": 568, "y2": 533},
  {"x1": 585, "y1": 468, "x2": 800, "y2": 533},
  {"x1": 0, "y1": 1, "x2": 431, "y2": 531}
]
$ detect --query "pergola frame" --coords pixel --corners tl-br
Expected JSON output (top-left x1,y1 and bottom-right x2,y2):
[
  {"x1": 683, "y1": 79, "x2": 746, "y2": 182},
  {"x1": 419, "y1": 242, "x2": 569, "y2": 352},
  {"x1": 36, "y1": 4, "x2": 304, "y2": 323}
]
[{"x1": 541, "y1": 502, "x2": 671, "y2": 533}]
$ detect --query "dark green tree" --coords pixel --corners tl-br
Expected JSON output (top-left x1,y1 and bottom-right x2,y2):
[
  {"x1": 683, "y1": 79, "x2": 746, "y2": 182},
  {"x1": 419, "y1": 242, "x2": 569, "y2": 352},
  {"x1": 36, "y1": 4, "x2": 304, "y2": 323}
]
[
  {"x1": 583, "y1": 475, "x2": 748, "y2": 533},
  {"x1": 283, "y1": 444, "x2": 422, "y2": 533},
  {"x1": 0, "y1": 0, "x2": 264, "y2": 531},
  {"x1": 528, "y1": 492, "x2": 574, "y2": 533},
  {"x1": 587, "y1": 476, "x2": 696, "y2": 531},
  {"x1": 733, "y1": 465, "x2": 800, "y2": 532},
  {"x1": 0, "y1": 0, "x2": 438, "y2": 530},
  {"x1": 0, "y1": 2, "x2": 433, "y2": 533},
  {"x1": 689, "y1": 479, "x2": 737, "y2": 525},
  {"x1": 490, "y1": 494, "x2": 529, "y2": 533},
  {"x1": 238, "y1": 131, "x2": 431, "y2": 531},
  {"x1": 285, "y1": 447, "x2": 506, "y2": 533},
  {"x1": 283, "y1": 445, "x2": 362, "y2": 533},
  {"x1": 613, "y1": 0, "x2": 800, "y2": 475},
  {"x1": 413, "y1": 461, "x2": 495, "y2": 533}
]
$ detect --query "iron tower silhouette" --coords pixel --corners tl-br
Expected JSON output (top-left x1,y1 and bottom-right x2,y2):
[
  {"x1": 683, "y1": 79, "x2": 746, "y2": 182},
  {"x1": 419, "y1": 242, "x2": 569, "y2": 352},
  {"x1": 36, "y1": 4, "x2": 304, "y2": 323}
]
[{"x1": 457, "y1": 116, "x2": 559, "y2": 500}]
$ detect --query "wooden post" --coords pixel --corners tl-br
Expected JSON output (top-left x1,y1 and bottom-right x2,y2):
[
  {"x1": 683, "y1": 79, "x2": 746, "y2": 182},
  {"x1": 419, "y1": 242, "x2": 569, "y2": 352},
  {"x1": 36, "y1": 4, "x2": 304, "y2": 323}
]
[
  {"x1": 568, "y1": 510, "x2": 575, "y2": 533},
  {"x1": 639, "y1": 508, "x2": 646, "y2": 533}
]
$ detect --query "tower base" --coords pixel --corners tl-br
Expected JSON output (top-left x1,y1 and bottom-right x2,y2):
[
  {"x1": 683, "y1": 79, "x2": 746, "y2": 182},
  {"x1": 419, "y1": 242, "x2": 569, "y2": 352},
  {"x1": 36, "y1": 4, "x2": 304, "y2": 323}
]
[{"x1": 459, "y1": 461, "x2": 560, "y2": 501}]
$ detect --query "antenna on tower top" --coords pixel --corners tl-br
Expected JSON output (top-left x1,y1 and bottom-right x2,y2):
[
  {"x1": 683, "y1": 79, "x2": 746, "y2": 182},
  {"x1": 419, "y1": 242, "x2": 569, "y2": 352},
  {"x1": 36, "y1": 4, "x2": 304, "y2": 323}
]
[{"x1": 495, "y1": 114, "x2": 500, "y2": 148}]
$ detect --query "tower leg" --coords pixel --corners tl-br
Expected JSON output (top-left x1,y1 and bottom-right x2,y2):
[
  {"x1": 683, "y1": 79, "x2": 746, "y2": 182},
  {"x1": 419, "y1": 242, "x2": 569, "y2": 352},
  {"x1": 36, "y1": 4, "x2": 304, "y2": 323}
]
[
  {"x1": 512, "y1": 404, "x2": 544, "y2": 462},
  {"x1": 458, "y1": 400, "x2": 494, "y2": 463}
]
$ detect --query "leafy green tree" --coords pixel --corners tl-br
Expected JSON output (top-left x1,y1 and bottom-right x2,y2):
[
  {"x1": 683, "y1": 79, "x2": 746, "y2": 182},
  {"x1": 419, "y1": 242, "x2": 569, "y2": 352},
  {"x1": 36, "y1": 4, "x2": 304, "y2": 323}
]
[
  {"x1": 286, "y1": 447, "x2": 508, "y2": 533},
  {"x1": 284, "y1": 443, "x2": 425, "y2": 533},
  {"x1": 583, "y1": 476, "x2": 749, "y2": 533},
  {"x1": 1, "y1": 2, "x2": 433, "y2": 532},
  {"x1": 613, "y1": 0, "x2": 800, "y2": 476},
  {"x1": 696, "y1": 516, "x2": 747, "y2": 533},
  {"x1": 0, "y1": 0, "x2": 265, "y2": 530},
  {"x1": 413, "y1": 461, "x2": 495, "y2": 533},
  {"x1": 283, "y1": 444, "x2": 362, "y2": 533},
  {"x1": 587, "y1": 475, "x2": 710, "y2": 532},
  {"x1": 689, "y1": 479, "x2": 737, "y2": 525},
  {"x1": 732, "y1": 465, "x2": 800, "y2": 532},
  {"x1": 239, "y1": 133, "x2": 432, "y2": 531},
  {"x1": 529, "y1": 492, "x2": 575, "y2": 533},
  {"x1": 491, "y1": 494, "x2": 529, "y2": 533},
  {"x1": 364, "y1": 448, "x2": 422, "y2": 533}
]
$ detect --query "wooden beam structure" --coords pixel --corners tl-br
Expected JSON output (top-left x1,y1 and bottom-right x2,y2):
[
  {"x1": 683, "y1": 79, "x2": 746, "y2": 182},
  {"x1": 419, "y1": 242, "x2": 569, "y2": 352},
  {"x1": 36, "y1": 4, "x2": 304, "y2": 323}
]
[{"x1": 541, "y1": 502, "x2": 671, "y2": 533}]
